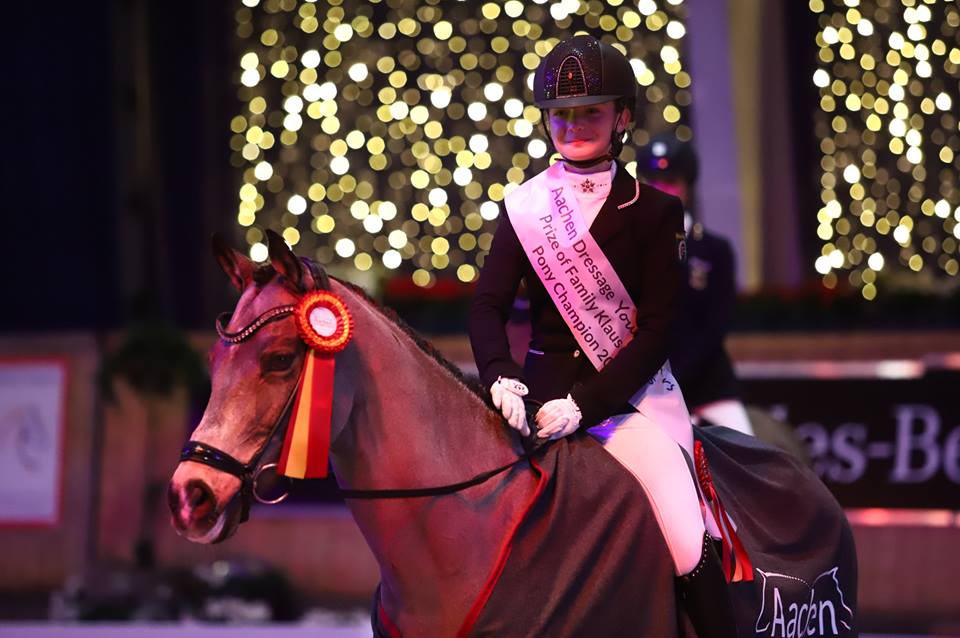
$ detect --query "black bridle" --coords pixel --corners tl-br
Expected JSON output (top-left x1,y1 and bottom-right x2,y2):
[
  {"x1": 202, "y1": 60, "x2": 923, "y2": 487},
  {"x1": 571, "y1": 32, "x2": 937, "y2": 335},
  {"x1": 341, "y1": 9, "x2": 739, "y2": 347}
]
[
  {"x1": 179, "y1": 261, "x2": 538, "y2": 523},
  {"x1": 179, "y1": 303, "x2": 302, "y2": 523}
]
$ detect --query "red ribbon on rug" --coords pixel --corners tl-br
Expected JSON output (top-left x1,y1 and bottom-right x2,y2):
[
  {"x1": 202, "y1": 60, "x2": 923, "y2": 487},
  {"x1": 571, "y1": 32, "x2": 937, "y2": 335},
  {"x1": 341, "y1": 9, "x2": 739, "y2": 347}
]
[
  {"x1": 276, "y1": 290, "x2": 353, "y2": 480},
  {"x1": 694, "y1": 440, "x2": 754, "y2": 583}
]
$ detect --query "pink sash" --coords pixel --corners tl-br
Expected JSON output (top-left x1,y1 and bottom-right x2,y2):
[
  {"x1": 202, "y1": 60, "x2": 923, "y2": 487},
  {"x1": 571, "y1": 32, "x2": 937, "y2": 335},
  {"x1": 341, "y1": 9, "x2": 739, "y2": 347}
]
[
  {"x1": 505, "y1": 163, "x2": 689, "y2": 424},
  {"x1": 504, "y1": 162, "x2": 637, "y2": 371}
]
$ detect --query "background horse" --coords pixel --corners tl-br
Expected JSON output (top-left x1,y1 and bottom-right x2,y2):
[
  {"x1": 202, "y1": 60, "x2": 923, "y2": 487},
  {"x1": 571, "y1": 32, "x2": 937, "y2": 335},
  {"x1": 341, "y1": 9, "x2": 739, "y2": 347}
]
[{"x1": 169, "y1": 231, "x2": 682, "y2": 637}]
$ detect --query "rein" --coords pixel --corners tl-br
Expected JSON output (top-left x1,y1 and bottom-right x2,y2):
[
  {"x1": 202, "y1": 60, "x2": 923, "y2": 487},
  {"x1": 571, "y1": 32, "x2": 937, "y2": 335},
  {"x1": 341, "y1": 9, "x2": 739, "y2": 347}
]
[
  {"x1": 180, "y1": 262, "x2": 538, "y2": 512},
  {"x1": 334, "y1": 451, "x2": 537, "y2": 500}
]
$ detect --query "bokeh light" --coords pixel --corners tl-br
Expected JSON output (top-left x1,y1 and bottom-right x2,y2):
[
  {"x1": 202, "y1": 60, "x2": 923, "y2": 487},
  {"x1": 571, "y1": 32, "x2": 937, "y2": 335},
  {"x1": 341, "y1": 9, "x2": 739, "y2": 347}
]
[
  {"x1": 809, "y1": 0, "x2": 959, "y2": 297},
  {"x1": 232, "y1": 0, "x2": 692, "y2": 286}
]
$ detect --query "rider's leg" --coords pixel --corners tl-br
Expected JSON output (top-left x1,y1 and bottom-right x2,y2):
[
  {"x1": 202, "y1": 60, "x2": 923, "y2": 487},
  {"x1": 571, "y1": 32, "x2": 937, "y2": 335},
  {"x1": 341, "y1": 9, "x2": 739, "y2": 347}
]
[
  {"x1": 622, "y1": 364, "x2": 722, "y2": 538},
  {"x1": 589, "y1": 412, "x2": 706, "y2": 573},
  {"x1": 588, "y1": 412, "x2": 738, "y2": 637}
]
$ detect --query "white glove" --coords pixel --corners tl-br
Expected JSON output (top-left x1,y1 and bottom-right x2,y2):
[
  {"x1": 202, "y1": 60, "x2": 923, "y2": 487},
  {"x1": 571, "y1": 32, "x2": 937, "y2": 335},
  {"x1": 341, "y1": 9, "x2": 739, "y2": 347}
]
[
  {"x1": 535, "y1": 395, "x2": 582, "y2": 440},
  {"x1": 490, "y1": 376, "x2": 529, "y2": 437}
]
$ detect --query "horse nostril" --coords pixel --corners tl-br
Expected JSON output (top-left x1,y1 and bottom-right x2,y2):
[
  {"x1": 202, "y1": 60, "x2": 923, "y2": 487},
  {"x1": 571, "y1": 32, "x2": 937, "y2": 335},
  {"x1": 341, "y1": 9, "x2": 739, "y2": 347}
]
[
  {"x1": 187, "y1": 484, "x2": 206, "y2": 507},
  {"x1": 167, "y1": 484, "x2": 181, "y2": 525},
  {"x1": 168, "y1": 478, "x2": 217, "y2": 532},
  {"x1": 184, "y1": 479, "x2": 216, "y2": 522}
]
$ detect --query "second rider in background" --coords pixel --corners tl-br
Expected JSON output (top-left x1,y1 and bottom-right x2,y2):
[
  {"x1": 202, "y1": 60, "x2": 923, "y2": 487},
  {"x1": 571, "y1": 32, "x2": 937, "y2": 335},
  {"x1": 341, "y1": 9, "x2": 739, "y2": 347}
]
[{"x1": 637, "y1": 135, "x2": 755, "y2": 436}]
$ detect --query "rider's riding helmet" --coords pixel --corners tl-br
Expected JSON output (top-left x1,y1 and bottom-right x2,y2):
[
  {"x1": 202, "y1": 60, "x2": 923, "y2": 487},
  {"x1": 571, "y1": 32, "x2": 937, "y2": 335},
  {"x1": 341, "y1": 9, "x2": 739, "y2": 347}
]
[
  {"x1": 533, "y1": 34, "x2": 637, "y2": 164},
  {"x1": 636, "y1": 133, "x2": 699, "y2": 185}
]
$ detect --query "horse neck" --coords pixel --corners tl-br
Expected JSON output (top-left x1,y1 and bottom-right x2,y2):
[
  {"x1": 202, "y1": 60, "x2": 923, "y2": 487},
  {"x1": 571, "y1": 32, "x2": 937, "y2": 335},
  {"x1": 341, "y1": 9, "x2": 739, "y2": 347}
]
[
  {"x1": 330, "y1": 289, "x2": 533, "y2": 635},
  {"x1": 334, "y1": 296, "x2": 519, "y2": 486}
]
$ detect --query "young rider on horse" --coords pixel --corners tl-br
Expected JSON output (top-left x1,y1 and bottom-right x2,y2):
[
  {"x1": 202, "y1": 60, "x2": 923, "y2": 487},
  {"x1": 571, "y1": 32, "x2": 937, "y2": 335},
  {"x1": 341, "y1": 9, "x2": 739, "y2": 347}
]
[{"x1": 469, "y1": 35, "x2": 737, "y2": 637}]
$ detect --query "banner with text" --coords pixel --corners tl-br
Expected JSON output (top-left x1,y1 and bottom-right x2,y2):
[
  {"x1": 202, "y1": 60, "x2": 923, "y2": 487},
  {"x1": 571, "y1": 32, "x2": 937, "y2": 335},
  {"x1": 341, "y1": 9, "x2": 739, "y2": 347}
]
[{"x1": 742, "y1": 369, "x2": 959, "y2": 509}]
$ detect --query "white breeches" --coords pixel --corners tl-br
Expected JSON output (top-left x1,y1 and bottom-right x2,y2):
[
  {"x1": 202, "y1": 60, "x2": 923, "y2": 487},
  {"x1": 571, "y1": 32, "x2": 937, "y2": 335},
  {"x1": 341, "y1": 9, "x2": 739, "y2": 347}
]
[
  {"x1": 587, "y1": 365, "x2": 720, "y2": 576},
  {"x1": 692, "y1": 399, "x2": 755, "y2": 436}
]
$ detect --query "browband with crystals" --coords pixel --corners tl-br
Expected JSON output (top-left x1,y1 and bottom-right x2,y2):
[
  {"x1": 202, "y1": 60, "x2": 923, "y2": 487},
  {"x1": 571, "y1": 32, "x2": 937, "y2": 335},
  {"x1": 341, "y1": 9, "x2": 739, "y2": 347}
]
[{"x1": 216, "y1": 305, "x2": 296, "y2": 344}]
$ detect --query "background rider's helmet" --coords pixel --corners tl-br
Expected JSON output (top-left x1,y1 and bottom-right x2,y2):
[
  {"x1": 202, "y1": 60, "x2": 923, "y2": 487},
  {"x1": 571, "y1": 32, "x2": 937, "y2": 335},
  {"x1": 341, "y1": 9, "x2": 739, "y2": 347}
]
[
  {"x1": 533, "y1": 34, "x2": 637, "y2": 159},
  {"x1": 636, "y1": 133, "x2": 699, "y2": 185}
]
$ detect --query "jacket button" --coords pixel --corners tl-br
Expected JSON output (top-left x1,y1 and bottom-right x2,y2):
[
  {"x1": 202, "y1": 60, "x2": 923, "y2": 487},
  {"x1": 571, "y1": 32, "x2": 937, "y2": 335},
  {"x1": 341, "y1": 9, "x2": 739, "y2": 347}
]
[{"x1": 573, "y1": 350, "x2": 581, "y2": 358}]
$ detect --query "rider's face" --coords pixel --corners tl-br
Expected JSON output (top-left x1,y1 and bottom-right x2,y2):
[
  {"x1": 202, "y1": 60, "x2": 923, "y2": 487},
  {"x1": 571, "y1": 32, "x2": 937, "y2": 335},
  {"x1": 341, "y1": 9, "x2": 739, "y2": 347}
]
[{"x1": 546, "y1": 101, "x2": 628, "y2": 162}]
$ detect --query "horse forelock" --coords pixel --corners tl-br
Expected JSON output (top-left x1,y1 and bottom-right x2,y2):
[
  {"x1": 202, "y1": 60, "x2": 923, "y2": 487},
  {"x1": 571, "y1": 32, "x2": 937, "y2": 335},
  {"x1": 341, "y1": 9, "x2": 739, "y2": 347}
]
[
  {"x1": 252, "y1": 264, "x2": 276, "y2": 286},
  {"x1": 226, "y1": 264, "x2": 296, "y2": 328}
]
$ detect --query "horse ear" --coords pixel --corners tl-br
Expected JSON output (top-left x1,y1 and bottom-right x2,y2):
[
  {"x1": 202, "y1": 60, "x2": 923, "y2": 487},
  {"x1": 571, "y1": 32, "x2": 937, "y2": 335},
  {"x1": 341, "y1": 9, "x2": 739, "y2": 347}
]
[
  {"x1": 211, "y1": 233, "x2": 254, "y2": 292},
  {"x1": 265, "y1": 229, "x2": 311, "y2": 293}
]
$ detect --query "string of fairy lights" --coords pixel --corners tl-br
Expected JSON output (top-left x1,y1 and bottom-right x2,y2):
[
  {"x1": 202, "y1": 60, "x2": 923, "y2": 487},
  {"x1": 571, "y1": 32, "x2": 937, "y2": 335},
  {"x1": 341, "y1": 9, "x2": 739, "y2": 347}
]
[
  {"x1": 809, "y1": 0, "x2": 959, "y2": 300},
  {"x1": 230, "y1": 0, "x2": 690, "y2": 287}
]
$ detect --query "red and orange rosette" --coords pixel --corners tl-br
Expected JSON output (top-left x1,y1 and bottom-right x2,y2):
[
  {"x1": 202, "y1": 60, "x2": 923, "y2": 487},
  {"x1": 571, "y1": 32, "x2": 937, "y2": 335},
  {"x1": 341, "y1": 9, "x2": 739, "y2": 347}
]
[
  {"x1": 293, "y1": 290, "x2": 353, "y2": 353},
  {"x1": 278, "y1": 290, "x2": 353, "y2": 480}
]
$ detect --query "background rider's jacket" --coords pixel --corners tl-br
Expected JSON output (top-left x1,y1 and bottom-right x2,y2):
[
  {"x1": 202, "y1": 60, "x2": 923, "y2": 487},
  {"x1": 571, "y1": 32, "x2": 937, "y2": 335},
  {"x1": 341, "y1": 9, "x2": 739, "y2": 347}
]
[
  {"x1": 469, "y1": 163, "x2": 686, "y2": 428},
  {"x1": 669, "y1": 223, "x2": 741, "y2": 410}
]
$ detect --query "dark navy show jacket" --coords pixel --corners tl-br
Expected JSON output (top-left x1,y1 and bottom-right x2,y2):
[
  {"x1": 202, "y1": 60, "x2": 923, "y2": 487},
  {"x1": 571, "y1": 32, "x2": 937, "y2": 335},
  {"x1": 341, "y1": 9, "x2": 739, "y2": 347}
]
[{"x1": 469, "y1": 163, "x2": 686, "y2": 428}]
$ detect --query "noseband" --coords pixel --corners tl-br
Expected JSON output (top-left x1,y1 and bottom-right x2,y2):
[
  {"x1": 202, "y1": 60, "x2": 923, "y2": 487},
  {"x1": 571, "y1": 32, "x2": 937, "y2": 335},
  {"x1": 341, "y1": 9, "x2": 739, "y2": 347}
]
[{"x1": 178, "y1": 385, "x2": 298, "y2": 523}]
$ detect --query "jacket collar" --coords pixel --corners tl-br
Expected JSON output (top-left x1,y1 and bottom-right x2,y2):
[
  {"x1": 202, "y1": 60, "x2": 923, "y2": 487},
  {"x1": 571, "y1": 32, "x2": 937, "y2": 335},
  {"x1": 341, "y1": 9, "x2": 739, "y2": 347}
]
[{"x1": 588, "y1": 161, "x2": 639, "y2": 246}]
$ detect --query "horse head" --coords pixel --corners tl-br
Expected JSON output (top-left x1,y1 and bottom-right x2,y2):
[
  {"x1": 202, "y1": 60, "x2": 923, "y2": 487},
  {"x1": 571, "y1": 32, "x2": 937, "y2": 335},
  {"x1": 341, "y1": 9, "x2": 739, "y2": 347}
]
[{"x1": 167, "y1": 230, "x2": 357, "y2": 543}]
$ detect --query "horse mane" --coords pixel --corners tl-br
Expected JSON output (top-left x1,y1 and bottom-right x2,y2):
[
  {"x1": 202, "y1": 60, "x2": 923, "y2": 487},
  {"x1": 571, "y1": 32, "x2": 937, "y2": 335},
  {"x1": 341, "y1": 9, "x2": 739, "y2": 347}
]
[
  {"x1": 332, "y1": 276, "x2": 498, "y2": 412},
  {"x1": 251, "y1": 261, "x2": 497, "y2": 413}
]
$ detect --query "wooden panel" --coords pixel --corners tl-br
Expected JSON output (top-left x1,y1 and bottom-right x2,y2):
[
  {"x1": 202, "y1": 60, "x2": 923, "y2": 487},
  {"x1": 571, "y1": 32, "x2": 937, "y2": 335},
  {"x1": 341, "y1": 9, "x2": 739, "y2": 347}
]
[
  {"x1": 852, "y1": 521, "x2": 960, "y2": 632},
  {"x1": 0, "y1": 334, "x2": 99, "y2": 589}
]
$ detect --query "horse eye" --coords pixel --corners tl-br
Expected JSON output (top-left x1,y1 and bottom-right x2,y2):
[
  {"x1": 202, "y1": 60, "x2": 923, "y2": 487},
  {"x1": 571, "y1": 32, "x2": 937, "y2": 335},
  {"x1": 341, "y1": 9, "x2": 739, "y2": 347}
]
[{"x1": 262, "y1": 352, "x2": 295, "y2": 373}]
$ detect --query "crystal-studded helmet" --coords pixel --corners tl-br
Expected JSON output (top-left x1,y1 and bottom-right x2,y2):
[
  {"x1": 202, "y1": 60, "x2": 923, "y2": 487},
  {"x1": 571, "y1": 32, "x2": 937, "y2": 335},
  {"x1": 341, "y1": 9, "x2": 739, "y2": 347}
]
[
  {"x1": 533, "y1": 34, "x2": 637, "y2": 117},
  {"x1": 636, "y1": 133, "x2": 699, "y2": 184}
]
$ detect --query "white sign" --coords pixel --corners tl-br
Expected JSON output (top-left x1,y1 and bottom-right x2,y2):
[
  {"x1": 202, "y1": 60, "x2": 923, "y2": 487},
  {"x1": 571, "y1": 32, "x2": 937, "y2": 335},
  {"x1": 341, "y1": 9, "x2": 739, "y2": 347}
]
[{"x1": 0, "y1": 360, "x2": 66, "y2": 525}]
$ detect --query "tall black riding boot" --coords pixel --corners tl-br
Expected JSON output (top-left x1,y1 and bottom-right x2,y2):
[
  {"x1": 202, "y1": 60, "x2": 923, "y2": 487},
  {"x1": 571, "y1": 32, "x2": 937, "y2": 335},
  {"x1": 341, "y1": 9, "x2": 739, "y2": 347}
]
[{"x1": 676, "y1": 534, "x2": 739, "y2": 638}]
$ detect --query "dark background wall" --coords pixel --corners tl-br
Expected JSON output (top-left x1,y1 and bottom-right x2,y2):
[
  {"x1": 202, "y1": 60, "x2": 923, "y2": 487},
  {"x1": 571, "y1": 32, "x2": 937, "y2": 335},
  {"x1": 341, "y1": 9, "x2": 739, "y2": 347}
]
[
  {"x1": 4, "y1": 2, "x2": 237, "y2": 332},
  {"x1": 6, "y1": 4, "x2": 117, "y2": 330}
]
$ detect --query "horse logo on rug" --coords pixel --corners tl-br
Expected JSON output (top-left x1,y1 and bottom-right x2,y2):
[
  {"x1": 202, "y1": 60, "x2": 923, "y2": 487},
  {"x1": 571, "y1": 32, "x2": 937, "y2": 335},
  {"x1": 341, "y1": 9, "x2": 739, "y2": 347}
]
[{"x1": 754, "y1": 567, "x2": 854, "y2": 637}]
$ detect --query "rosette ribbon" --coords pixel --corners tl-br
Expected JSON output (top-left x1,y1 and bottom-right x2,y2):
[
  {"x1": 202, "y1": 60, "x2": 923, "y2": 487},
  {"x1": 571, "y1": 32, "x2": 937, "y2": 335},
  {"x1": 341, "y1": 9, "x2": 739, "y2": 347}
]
[{"x1": 276, "y1": 290, "x2": 353, "y2": 479}]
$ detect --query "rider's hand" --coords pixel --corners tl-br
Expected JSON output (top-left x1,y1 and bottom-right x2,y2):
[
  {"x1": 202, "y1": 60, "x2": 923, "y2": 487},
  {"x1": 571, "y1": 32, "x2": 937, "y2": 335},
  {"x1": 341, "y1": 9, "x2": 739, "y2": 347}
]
[
  {"x1": 490, "y1": 377, "x2": 529, "y2": 437},
  {"x1": 535, "y1": 395, "x2": 582, "y2": 440}
]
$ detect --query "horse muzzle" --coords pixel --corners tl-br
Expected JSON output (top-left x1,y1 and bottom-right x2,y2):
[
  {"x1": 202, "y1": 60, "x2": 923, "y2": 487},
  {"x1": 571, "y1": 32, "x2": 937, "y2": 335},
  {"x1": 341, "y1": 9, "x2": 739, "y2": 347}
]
[{"x1": 167, "y1": 474, "x2": 243, "y2": 544}]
